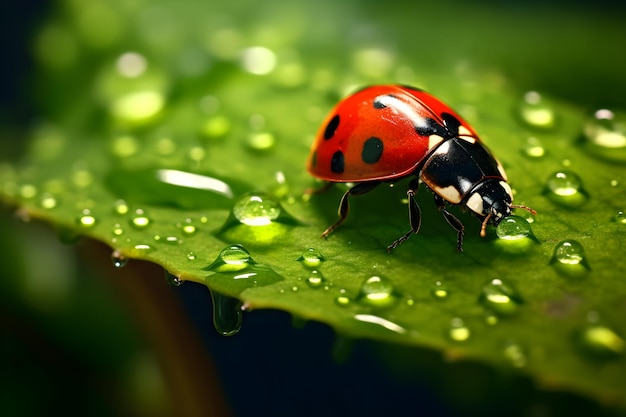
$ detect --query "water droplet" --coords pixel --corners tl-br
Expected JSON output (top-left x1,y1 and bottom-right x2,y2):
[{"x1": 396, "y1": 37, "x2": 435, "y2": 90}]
[
  {"x1": 210, "y1": 290, "x2": 243, "y2": 336},
  {"x1": 582, "y1": 108, "x2": 626, "y2": 163},
  {"x1": 577, "y1": 324, "x2": 624, "y2": 358},
  {"x1": 518, "y1": 91, "x2": 556, "y2": 129},
  {"x1": 187, "y1": 251, "x2": 197, "y2": 261},
  {"x1": 545, "y1": 170, "x2": 587, "y2": 207},
  {"x1": 233, "y1": 193, "x2": 281, "y2": 226},
  {"x1": 479, "y1": 278, "x2": 523, "y2": 315},
  {"x1": 552, "y1": 240, "x2": 586, "y2": 265},
  {"x1": 179, "y1": 218, "x2": 197, "y2": 235},
  {"x1": 496, "y1": 215, "x2": 533, "y2": 240},
  {"x1": 297, "y1": 248, "x2": 325, "y2": 268},
  {"x1": 206, "y1": 244, "x2": 283, "y2": 291},
  {"x1": 305, "y1": 270, "x2": 327, "y2": 289},
  {"x1": 112, "y1": 223, "x2": 124, "y2": 236},
  {"x1": 131, "y1": 209, "x2": 151, "y2": 229},
  {"x1": 78, "y1": 209, "x2": 97, "y2": 228},
  {"x1": 111, "y1": 250, "x2": 128, "y2": 268},
  {"x1": 155, "y1": 235, "x2": 181, "y2": 245},
  {"x1": 522, "y1": 136, "x2": 545, "y2": 158},
  {"x1": 72, "y1": 167, "x2": 94, "y2": 188},
  {"x1": 335, "y1": 289, "x2": 351, "y2": 306},
  {"x1": 132, "y1": 243, "x2": 153, "y2": 253},
  {"x1": 448, "y1": 318, "x2": 471, "y2": 342},
  {"x1": 246, "y1": 132, "x2": 276, "y2": 151},
  {"x1": 551, "y1": 240, "x2": 590, "y2": 277},
  {"x1": 201, "y1": 115, "x2": 231, "y2": 140},
  {"x1": 503, "y1": 342, "x2": 527, "y2": 368},
  {"x1": 485, "y1": 315, "x2": 499, "y2": 326},
  {"x1": 113, "y1": 199, "x2": 129, "y2": 215},
  {"x1": 164, "y1": 270, "x2": 184, "y2": 287},
  {"x1": 431, "y1": 281, "x2": 449, "y2": 300},
  {"x1": 357, "y1": 276, "x2": 399, "y2": 308},
  {"x1": 240, "y1": 46, "x2": 276, "y2": 75},
  {"x1": 111, "y1": 135, "x2": 140, "y2": 158},
  {"x1": 20, "y1": 184, "x2": 37, "y2": 199},
  {"x1": 614, "y1": 211, "x2": 626, "y2": 224},
  {"x1": 39, "y1": 193, "x2": 58, "y2": 209}
]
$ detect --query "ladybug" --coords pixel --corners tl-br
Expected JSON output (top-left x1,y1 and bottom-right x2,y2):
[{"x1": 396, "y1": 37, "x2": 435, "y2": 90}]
[{"x1": 307, "y1": 85, "x2": 536, "y2": 252}]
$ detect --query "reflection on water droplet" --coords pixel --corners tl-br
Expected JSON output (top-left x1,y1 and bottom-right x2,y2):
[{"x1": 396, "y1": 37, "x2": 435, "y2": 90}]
[
  {"x1": 233, "y1": 193, "x2": 281, "y2": 226},
  {"x1": 614, "y1": 211, "x2": 626, "y2": 224},
  {"x1": 354, "y1": 314, "x2": 406, "y2": 335},
  {"x1": 210, "y1": 290, "x2": 243, "y2": 336},
  {"x1": 111, "y1": 250, "x2": 128, "y2": 268},
  {"x1": 357, "y1": 276, "x2": 399, "y2": 308},
  {"x1": 133, "y1": 244, "x2": 153, "y2": 252},
  {"x1": 297, "y1": 248, "x2": 325, "y2": 268},
  {"x1": 523, "y1": 136, "x2": 545, "y2": 158},
  {"x1": 545, "y1": 171, "x2": 587, "y2": 207},
  {"x1": 582, "y1": 108, "x2": 626, "y2": 163},
  {"x1": 78, "y1": 209, "x2": 97, "y2": 228},
  {"x1": 208, "y1": 244, "x2": 253, "y2": 272},
  {"x1": 431, "y1": 281, "x2": 449, "y2": 300},
  {"x1": 179, "y1": 218, "x2": 197, "y2": 235},
  {"x1": 448, "y1": 318, "x2": 471, "y2": 342},
  {"x1": 112, "y1": 223, "x2": 124, "y2": 236},
  {"x1": 155, "y1": 235, "x2": 181, "y2": 245},
  {"x1": 187, "y1": 251, "x2": 196, "y2": 261},
  {"x1": 335, "y1": 289, "x2": 351, "y2": 307},
  {"x1": 518, "y1": 91, "x2": 556, "y2": 129},
  {"x1": 479, "y1": 278, "x2": 523, "y2": 315},
  {"x1": 164, "y1": 270, "x2": 184, "y2": 287}
]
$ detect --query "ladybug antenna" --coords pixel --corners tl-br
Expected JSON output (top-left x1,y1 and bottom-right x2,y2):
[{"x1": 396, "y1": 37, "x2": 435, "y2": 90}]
[
  {"x1": 511, "y1": 204, "x2": 537, "y2": 216},
  {"x1": 480, "y1": 212, "x2": 493, "y2": 238}
]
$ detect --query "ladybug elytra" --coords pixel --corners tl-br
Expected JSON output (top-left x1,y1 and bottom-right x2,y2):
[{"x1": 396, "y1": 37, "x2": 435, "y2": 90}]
[{"x1": 307, "y1": 85, "x2": 536, "y2": 252}]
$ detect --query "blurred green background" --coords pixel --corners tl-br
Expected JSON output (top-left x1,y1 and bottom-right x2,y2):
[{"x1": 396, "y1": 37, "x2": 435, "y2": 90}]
[{"x1": 1, "y1": 0, "x2": 625, "y2": 416}]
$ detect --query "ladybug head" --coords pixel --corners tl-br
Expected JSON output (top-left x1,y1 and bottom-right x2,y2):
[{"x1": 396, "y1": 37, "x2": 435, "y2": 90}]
[{"x1": 464, "y1": 179, "x2": 514, "y2": 234}]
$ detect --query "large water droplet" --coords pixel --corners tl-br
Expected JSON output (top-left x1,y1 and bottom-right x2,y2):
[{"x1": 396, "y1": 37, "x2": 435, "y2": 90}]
[
  {"x1": 210, "y1": 291, "x2": 244, "y2": 336},
  {"x1": 582, "y1": 109, "x2": 626, "y2": 163},
  {"x1": 357, "y1": 276, "x2": 399, "y2": 308},
  {"x1": 496, "y1": 216, "x2": 534, "y2": 241},
  {"x1": 551, "y1": 239, "x2": 590, "y2": 277},
  {"x1": 207, "y1": 244, "x2": 254, "y2": 272},
  {"x1": 479, "y1": 278, "x2": 523, "y2": 315},
  {"x1": 297, "y1": 248, "x2": 325, "y2": 268},
  {"x1": 545, "y1": 170, "x2": 587, "y2": 207},
  {"x1": 305, "y1": 270, "x2": 328, "y2": 289},
  {"x1": 233, "y1": 193, "x2": 281, "y2": 226},
  {"x1": 517, "y1": 91, "x2": 556, "y2": 129}
]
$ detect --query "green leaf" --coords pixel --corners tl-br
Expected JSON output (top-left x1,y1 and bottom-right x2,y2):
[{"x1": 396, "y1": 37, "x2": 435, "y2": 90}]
[{"x1": 2, "y1": 0, "x2": 626, "y2": 410}]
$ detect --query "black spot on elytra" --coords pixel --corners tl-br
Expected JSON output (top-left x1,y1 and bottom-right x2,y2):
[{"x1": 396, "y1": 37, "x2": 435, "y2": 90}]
[
  {"x1": 324, "y1": 115, "x2": 340, "y2": 140},
  {"x1": 361, "y1": 137, "x2": 383, "y2": 164},
  {"x1": 330, "y1": 151, "x2": 345, "y2": 173}
]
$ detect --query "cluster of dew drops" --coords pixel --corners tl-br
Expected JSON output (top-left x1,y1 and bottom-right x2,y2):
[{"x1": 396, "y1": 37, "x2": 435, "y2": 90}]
[{"x1": 1, "y1": 36, "x2": 625, "y2": 361}]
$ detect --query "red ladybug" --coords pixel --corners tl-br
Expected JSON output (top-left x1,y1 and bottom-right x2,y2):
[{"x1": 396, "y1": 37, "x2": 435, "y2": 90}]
[{"x1": 307, "y1": 85, "x2": 535, "y2": 252}]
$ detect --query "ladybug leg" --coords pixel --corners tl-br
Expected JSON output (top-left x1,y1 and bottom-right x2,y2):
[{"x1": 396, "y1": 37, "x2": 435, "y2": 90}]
[
  {"x1": 321, "y1": 181, "x2": 381, "y2": 239},
  {"x1": 434, "y1": 194, "x2": 465, "y2": 252},
  {"x1": 387, "y1": 179, "x2": 422, "y2": 252}
]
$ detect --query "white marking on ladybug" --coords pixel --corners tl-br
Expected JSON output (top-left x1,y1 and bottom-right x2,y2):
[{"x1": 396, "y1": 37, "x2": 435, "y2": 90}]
[
  {"x1": 432, "y1": 139, "x2": 450, "y2": 155},
  {"x1": 458, "y1": 125, "x2": 473, "y2": 136},
  {"x1": 466, "y1": 192, "x2": 485, "y2": 215},
  {"x1": 500, "y1": 181, "x2": 513, "y2": 199},
  {"x1": 496, "y1": 160, "x2": 508, "y2": 180},
  {"x1": 458, "y1": 135, "x2": 476, "y2": 144},
  {"x1": 428, "y1": 134, "x2": 444, "y2": 149},
  {"x1": 434, "y1": 184, "x2": 463, "y2": 204}
]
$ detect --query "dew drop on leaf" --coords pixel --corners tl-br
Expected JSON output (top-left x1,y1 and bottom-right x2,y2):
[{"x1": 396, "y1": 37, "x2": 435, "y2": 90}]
[
  {"x1": 496, "y1": 215, "x2": 533, "y2": 241},
  {"x1": 357, "y1": 275, "x2": 399, "y2": 308},
  {"x1": 517, "y1": 91, "x2": 556, "y2": 129},
  {"x1": 164, "y1": 270, "x2": 184, "y2": 287},
  {"x1": 522, "y1": 136, "x2": 545, "y2": 158},
  {"x1": 77, "y1": 209, "x2": 97, "y2": 228},
  {"x1": 448, "y1": 318, "x2": 471, "y2": 342},
  {"x1": 305, "y1": 270, "x2": 327, "y2": 289},
  {"x1": 479, "y1": 278, "x2": 523, "y2": 316},
  {"x1": 545, "y1": 170, "x2": 587, "y2": 207},
  {"x1": 130, "y1": 208, "x2": 151, "y2": 229},
  {"x1": 297, "y1": 247, "x2": 325, "y2": 268},
  {"x1": 430, "y1": 281, "x2": 449, "y2": 300},
  {"x1": 233, "y1": 193, "x2": 281, "y2": 226},
  {"x1": 582, "y1": 108, "x2": 626, "y2": 163}
]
